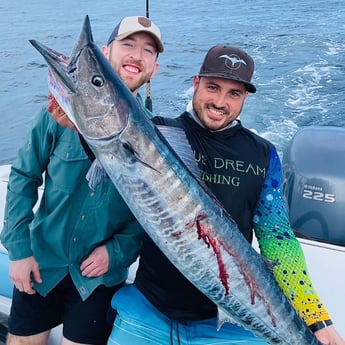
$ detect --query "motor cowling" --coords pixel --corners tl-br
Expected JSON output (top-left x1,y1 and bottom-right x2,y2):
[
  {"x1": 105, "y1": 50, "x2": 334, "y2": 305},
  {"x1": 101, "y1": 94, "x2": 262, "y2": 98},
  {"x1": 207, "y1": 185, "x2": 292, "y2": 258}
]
[{"x1": 283, "y1": 126, "x2": 345, "y2": 246}]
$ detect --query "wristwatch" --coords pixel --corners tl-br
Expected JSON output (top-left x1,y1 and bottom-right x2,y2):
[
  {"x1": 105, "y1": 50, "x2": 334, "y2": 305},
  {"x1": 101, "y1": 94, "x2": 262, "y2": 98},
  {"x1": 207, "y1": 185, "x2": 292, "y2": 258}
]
[{"x1": 308, "y1": 319, "x2": 333, "y2": 332}]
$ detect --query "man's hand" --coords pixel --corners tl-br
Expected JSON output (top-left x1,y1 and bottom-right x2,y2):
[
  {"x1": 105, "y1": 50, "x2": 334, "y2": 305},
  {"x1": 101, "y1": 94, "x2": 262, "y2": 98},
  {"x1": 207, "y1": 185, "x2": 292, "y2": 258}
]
[
  {"x1": 315, "y1": 325, "x2": 345, "y2": 345},
  {"x1": 80, "y1": 245, "x2": 110, "y2": 278},
  {"x1": 47, "y1": 93, "x2": 77, "y2": 131},
  {"x1": 10, "y1": 257, "x2": 42, "y2": 295}
]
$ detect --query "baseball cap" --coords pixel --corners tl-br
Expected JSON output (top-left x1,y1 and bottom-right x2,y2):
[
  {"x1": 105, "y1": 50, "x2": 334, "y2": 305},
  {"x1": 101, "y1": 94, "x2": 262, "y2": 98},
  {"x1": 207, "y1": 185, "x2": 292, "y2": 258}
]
[
  {"x1": 198, "y1": 45, "x2": 256, "y2": 93},
  {"x1": 107, "y1": 16, "x2": 164, "y2": 53}
]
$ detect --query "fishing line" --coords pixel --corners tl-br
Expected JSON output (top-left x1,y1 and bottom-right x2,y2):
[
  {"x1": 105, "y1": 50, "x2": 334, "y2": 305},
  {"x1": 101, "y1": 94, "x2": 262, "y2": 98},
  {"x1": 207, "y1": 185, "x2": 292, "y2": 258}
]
[{"x1": 145, "y1": 0, "x2": 153, "y2": 111}]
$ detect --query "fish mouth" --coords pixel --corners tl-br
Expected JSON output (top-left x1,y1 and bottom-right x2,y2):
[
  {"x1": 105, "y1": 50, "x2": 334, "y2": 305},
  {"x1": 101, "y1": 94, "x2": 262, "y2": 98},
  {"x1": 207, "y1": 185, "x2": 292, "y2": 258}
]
[
  {"x1": 29, "y1": 15, "x2": 94, "y2": 95},
  {"x1": 29, "y1": 39, "x2": 76, "y2": 93}
]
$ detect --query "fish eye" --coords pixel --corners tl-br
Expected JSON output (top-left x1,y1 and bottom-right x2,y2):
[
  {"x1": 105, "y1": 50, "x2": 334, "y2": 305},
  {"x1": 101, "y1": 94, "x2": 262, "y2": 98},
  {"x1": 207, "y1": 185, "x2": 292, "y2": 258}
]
[{"x1": 92, "y1": 75, "x2": 104, "y2": 87}]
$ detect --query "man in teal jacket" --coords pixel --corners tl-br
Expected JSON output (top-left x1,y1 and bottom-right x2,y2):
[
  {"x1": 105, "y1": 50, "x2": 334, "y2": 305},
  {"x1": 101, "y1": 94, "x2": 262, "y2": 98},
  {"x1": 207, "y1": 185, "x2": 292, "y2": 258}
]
[{"x1": 1, "y1": 15, "x2": 163, "y2": 345}]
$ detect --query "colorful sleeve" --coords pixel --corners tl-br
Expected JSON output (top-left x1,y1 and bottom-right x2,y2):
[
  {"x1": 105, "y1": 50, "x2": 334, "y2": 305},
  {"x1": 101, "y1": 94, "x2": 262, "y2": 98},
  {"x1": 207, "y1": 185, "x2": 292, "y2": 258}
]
[{"x1": 252, "y1": 147, "x2": 330, "y2": 326}]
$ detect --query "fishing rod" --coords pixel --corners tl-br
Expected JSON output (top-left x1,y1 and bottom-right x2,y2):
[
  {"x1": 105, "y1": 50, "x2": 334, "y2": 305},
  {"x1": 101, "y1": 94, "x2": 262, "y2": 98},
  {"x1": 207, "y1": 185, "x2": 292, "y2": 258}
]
[
  {"x1": 145, "y1": 0, "x2": 153, "y2": 111},
  {"x1": 146, "y1": 0, "x2": 150, "y2": 18}
]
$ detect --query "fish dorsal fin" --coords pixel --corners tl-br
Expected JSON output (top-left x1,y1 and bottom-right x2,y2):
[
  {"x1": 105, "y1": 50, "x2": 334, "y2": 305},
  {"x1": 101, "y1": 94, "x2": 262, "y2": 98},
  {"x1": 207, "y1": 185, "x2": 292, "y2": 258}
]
[
  {"x1": 86, "y1": 159, "x2": 108, "y2": 190},
  {"x1": 156, "y1": 125, "x2": 203, "y2": 184},
  {"x1": 70, "y1": 15, "x2": 94, "y2": 58}
]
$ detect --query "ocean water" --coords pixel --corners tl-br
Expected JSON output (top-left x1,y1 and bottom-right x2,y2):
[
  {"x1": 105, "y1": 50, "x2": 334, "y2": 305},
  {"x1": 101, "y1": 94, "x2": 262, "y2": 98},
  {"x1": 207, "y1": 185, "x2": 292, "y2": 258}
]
[{"x1": 0, "y1": 0, "x2": 344, "y2": 164}]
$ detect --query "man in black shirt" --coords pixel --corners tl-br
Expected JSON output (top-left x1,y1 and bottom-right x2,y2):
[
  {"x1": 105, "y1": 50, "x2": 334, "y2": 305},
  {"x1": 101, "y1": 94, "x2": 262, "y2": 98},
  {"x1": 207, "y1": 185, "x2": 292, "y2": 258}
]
[{"x1": 107, "y1": 45, "x2": 344, "y2": 345}]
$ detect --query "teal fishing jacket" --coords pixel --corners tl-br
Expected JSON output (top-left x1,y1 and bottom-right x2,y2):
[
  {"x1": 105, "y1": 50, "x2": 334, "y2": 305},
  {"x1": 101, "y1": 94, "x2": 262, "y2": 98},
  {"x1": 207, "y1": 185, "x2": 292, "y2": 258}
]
[{"x1": 1, "y1": 98, "x2": 150, "y2": 300}]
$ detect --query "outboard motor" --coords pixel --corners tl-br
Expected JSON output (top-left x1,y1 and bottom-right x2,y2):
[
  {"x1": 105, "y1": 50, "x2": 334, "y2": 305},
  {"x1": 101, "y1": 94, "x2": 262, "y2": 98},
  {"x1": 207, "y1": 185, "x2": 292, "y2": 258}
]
[{"x1": 283, "y1": 126, "x2": 345, "y2": 247}]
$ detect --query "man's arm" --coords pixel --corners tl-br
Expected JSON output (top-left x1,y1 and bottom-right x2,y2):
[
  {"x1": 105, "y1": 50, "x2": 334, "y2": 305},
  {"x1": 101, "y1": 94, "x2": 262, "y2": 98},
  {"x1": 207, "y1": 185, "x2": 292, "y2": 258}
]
[{"x1": 253, "y1": 148, "x2": 345, "y2": 343}]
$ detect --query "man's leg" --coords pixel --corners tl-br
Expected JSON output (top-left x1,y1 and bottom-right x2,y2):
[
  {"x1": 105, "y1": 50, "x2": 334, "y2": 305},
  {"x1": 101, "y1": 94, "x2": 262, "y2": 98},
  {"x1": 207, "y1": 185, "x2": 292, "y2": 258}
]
[
  {"x1": 60, "y1": 276, "x2": 122, "y2": 345},
  {"x1": 183, "y1": 317, "x2": 269, "y2": 344},
  {"x1": 108, "y1": 284, "x2": 174, "y2": 345},
  {"x1": 6, "y1": 331, "x2": 50, "y2": 345},
  {"x1": 108, "y1": 284, "x2": 268, "y2": 345},
  {"x1": 7, "y1": 283, "x2": 62, "y2": 345}
]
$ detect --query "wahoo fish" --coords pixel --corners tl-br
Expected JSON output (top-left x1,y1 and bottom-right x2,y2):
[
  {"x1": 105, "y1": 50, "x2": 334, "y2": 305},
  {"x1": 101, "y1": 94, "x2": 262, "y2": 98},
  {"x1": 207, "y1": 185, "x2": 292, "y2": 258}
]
[{"x1": 30, "y1": 16, "x2": 321, "y2": 344}]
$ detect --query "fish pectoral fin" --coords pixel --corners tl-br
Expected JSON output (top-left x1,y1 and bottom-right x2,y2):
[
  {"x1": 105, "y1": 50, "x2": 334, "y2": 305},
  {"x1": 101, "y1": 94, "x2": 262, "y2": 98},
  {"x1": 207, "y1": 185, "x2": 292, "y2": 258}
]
[
  {"x1": 86, "y1": 159, "x2": 108, "y2": 190},
  {"x1": 122, "y1": 142, "x2": 161, "y2": 174},
  {"x1": 156, "y1": 125, "x2": 203, "y2": 184},
  {"x1": 217, "y1": 307, "x2": 243, "y2": 331}
]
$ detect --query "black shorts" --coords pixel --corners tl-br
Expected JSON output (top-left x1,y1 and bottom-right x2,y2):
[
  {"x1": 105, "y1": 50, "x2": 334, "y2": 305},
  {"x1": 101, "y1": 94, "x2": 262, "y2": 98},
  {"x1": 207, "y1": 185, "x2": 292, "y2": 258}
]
[{"x1": 8, "y1": 274, "x2": 123, "y2": 345}]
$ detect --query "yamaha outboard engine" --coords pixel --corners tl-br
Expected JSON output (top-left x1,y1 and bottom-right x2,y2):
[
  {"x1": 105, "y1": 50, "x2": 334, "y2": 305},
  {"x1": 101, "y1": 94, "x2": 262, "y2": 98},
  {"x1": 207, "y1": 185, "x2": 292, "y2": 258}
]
[{"x1": 283, "y1": 126, "x2": 345, "y2": 246}]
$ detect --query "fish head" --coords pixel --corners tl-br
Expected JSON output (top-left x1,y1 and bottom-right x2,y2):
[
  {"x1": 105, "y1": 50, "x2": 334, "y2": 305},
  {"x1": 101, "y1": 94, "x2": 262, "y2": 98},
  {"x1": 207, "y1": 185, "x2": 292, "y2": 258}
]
[{"x1": 30, "y1": 15, "x2": 135, "y2": 140}]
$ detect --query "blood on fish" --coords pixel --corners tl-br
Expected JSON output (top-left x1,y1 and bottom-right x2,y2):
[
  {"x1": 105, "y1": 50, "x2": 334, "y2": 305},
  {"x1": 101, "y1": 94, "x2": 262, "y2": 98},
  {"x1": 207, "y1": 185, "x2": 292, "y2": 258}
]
[
  {"x1": 186, "y1": 211, "x2": 230, "y2": 295},
  {"x1": 186, "y1": 211, "x2": 278, "y2": 327}
]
